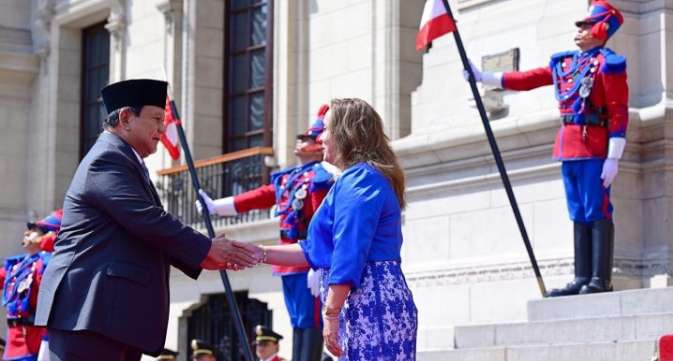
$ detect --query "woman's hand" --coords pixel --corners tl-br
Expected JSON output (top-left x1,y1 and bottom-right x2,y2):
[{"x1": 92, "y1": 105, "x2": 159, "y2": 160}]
[
  {"x1": 322, "y1": 310, "x2": 343, "y2": 357},
  {"x1": 323, "y1": 284, "x2": 350, "y2": 357},
  {"x1": 236, "y1": 243, "x2": 265, "y2": 264}
]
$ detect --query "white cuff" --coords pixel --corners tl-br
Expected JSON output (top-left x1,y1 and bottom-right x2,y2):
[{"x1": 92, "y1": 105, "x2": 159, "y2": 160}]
[
  {"x1": 213, "y1": 196, "x2": 238, "y2": 216},
  {"x1": 607, "y1": 137, "x2": 626, "y2": 159},
  {"x1": 481, "y1": 72, "x2": 503, "y2": 87}
]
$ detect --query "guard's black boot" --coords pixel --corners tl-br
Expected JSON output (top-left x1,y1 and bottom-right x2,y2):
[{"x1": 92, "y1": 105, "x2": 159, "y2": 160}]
[
  {"x1": 299, "y1": 328, "x2": 324, "y2": 361},
  {"x1": 579, "y1": 219, "x2": 614, "y2": 294},
  {"x1": 548, "y1": 222, "x2": 592, "y2": 297},
  {"x1": 292, "y1": 328, "x2": 304, "y2": 361}
]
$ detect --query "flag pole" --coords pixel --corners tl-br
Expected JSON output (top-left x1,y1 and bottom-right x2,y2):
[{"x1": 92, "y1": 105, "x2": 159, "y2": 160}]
[
  {"x1": 439, "y1": 0, "x2": 547, "y2": 297},
  {"x1": 169, "y1": 100, "x2": 256, "y2": 361}
]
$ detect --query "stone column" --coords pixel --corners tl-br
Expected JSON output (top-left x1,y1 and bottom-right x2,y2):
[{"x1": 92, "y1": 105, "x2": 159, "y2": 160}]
[
  {"x1": 157, "y1": 0, "x2": 184, "y2": 169},
  {"x1": 273, "y1": 0, "x2": 308, "y2": 167},
  {"x1": 157, "y1": 0, "x2": 183, "y2": 105},
  {"x1": 370, "y1": 0, "x2": 423, "y2": 140},
  {"x1": 33, "y1": 0, "x2": 55, "y2": 72},
  {"x1": 105, "y1": 0, "x2": 126, "y2": 82}
]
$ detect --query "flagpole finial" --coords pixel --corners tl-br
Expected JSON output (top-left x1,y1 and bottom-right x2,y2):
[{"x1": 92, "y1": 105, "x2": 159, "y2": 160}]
[{"x1": 159, "y1": 64, "x2": 174, "y2": 98}]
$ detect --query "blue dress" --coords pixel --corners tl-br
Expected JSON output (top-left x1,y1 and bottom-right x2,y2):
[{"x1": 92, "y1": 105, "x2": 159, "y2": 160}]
[{"x1": 300, "y1": 162, "x2": 417, "y2": 360}]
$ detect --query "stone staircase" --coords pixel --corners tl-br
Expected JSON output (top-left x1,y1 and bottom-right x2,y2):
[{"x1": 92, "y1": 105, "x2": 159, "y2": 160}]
[{"x1": 419, "y1": 287, "x2": 673, "y2": 361}]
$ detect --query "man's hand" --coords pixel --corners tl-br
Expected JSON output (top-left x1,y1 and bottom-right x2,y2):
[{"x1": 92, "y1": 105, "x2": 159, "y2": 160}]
[
  {"x1": 462, "y1": 59, "x2": 503, "y2": 87},
  {"x1": 462, "y1": 59, "x2": 483, "y2": 82},
  {"x1": 195, "y1": 189, "x2": 238, "y2": 217},
  {"x1": 200, "y1": 234, "x2": 258, "y2": 270},
  {"x1": 195, "y1": 189, "x2": 216, "y2": 215},
  {"x1": 307, "y1": 268, "x2": 322, "y2": 297},
  {"x1": 601, "y1": 158, "x2": 619, "y2": 188}
]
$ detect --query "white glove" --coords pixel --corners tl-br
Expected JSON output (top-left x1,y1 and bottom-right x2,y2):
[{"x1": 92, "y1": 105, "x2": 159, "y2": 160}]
[
  {"x1": 462, "y1": 59, "x2": 503, "y2": 87},
  {"x1": 601, "y1": 158, "x2": 619, "y2": 188},
  {"x1": 196, "y1": 189, "x2": 215, "y2": 215},
  {"x1": 601, "y1": 138, "x2": 626, "y2": 188},
  {"x1": 307, "y1": 268, "x2": 322, "y2": 297},
  {"x1": 463, "y1": 60, "x2": 482, "y2": 82},
  {"x1": 196, "y1": 189, "x2": 238, "y2": 216}
]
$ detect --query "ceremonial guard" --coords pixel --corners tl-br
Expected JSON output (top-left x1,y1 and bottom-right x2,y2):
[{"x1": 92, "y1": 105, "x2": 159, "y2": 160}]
[
  {"x1": 467, "y1": 1, "x2": 628, "y2": 296},
  {"x1": 156, "y1": 348, "x2": 179, "y2": 361},
  {"x1": 0, "y1": 209, "x2": 62, "y2": 361},
  {"x1": 190, "y1": 339, "x2": 216, "y2": 361},
  {"x1": 253, "y1": 326, "x2": 287, "y2": 361},
  {"x1": 198, "y1": 105, "x2": 337, "y2": 361}
]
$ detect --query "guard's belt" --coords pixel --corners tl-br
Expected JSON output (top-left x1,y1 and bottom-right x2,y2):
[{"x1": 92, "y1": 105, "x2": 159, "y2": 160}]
[
  {"x1": 561, "y1": 113, "x2": 607, "y2": 127},
  {"x1": 7, "y1": 318, "x2": 33, "y2": 327}
]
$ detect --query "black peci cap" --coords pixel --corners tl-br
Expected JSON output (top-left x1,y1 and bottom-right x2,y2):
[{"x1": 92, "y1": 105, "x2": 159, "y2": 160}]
[{"x1": 101, "y1": 79, "x2": 168, "y2": 114}]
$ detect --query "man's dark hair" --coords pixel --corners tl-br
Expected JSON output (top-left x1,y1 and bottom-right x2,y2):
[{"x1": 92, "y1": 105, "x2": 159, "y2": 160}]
[{"x1": 103, "y1": 106, "x2": 141, "y2": 129}]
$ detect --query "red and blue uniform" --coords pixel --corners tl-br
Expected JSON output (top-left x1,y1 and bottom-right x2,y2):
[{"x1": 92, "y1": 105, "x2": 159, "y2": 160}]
[
  {"x1": 502, "y1": 46, "x2": 628, "y2": 222},
  {"x1": 0, "y1": 209, "x2": 61, "y2": 361},
  {"x1": 233, "y1": 161, "x2": 334, "y2": 328},
  {"x1": 0, "y1": 252, "x2": 51, "y2": 361},
  {"x1": 500, "y1": 0, "x2": 629, "y2": 296}
]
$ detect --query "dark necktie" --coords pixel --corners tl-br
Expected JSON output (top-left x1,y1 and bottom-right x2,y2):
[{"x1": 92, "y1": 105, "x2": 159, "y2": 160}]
[{"x1": 139, "y1": 159, "x2": 151, "y2": 184}]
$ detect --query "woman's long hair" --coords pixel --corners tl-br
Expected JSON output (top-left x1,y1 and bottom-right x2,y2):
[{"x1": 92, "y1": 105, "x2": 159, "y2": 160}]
[{"x1": 329, "y1": 98, "x2": 406, "y2": 209}]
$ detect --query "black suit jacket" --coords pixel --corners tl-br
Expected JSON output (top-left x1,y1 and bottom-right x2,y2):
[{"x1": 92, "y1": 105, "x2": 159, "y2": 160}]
[{"x1": 35, "y1": 132, "x2": 211, "y2": 356}]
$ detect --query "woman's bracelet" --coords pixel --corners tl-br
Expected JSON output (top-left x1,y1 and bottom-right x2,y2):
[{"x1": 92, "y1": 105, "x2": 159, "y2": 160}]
[
  {"x1": 323, "y1": 307, "x2": 341, "y2": 318},
  {"x1": 260, "y1": 246, "x2": 268, "y2": 264}
]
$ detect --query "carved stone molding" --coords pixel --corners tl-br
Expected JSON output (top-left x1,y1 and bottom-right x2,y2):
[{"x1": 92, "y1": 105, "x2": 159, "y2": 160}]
[
  {"x1": 157, "y1": 0, "x2": 183, "y2": 35},
  {"x1": 34, "y1": 0, "x2": 56, "y2": 64},
  {"x1": 105, "y1": 0, "x2": 126, "y2": 52},
  {"x1": 105, "y1": 0, "x2": 126, "y2": 82},
  {"x1": 404, "y1": 257, "x2": 671, "y2": 288}
]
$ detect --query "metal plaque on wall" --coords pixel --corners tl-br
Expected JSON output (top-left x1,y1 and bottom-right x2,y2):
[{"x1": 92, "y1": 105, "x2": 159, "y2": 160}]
[{"x1": 481, "y1": 48, "x2": 520, "y2": 119}]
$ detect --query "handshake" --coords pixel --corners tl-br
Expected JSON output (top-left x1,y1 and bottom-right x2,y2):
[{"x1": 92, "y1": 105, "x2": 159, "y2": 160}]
[{"x1": 200, "y1": 234, "x2": 265, "y2": 270}]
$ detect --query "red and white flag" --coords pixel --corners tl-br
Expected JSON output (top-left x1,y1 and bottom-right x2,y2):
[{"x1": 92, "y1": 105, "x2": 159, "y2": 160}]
[
  {"x1": 161, "y1": 96, "x2": 181, "y2": 160},
  {"x1": 417, "y1": 0, "x2": 457, "y2": 51}
]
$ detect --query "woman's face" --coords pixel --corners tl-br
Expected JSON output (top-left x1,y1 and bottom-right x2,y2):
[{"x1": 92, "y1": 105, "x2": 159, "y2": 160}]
[{"x1": 319, "y1": 109, "x2": 338, "y2": 166}]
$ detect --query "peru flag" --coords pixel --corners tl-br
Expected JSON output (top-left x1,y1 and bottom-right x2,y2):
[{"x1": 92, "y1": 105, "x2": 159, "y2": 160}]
[
  {"x1": 417, "y1": 0, "x2": 456, "y2": 51},
  {"x1": 161, "y1": 96, "x2": 181, "y2": 160}
]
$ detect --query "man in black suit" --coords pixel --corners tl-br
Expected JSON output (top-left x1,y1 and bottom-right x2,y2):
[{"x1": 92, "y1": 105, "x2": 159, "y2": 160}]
[{"x1": 35, "y1": 79, "x2": 257, "y2": 361}]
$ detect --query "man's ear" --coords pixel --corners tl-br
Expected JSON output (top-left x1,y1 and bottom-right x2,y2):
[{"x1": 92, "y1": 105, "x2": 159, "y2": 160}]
[{"x1": 118, "y1": 107, "x2": 133, "y2": 129}]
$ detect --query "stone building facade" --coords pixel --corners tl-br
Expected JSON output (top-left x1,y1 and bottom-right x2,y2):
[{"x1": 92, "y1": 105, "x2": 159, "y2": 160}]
[{"x1": 0, "y1": 0, "x2": 671, "y2": 359}]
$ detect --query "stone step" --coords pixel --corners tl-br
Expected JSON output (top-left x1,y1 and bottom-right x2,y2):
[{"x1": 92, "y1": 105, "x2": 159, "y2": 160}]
[
  {"x1": 527, "y1": 287, "x2": 673, "y2": 322},
  {"x1": 418, "y1": 340, "x2": 655, "y2": 361},
  {"x1": 454, "y1": 311, "x2": 673, "y2": 348}
]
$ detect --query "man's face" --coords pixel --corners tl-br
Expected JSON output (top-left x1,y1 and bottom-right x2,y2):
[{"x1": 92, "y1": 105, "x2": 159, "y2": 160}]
[
  {"x1": 22, "y1": 227, "x2": 44, "y2": 248},
  {"x1": 122, "y1": 105, "x2": 165, "y2": 158},
  {"x1": 293, "y1": 135, "x2": 323, "y2": 161},
  {"x1": 194, "y1": 355, "x2": 216, "y2": 361},
  {"x1": 255, "y1": 341, "x2": 279, "y2": 359},
  {"x1": 294, "y1": 136, "x2": 315, "y2": 153},
  {"x1": 574, "y1": 23, "x2": 603, "y2": 50}
]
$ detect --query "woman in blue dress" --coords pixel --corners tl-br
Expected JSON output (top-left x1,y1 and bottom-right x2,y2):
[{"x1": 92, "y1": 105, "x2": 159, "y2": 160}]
[{"x1": 252, "y1": 98, "x2": 417, "y2": 360}]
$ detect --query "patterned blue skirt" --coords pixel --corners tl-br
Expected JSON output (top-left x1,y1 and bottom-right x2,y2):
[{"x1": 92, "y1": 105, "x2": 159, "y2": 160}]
[{"x1": 320, "y1": 261, "x2": 417, "y2": 361}]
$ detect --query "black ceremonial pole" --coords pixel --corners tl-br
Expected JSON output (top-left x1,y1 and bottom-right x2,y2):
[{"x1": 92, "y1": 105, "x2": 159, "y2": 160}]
[
  {"x1": 439, "y1": 0, "x2": 547, "y2": 297},
  {"x1": 170, "y1": 100, "x2": 256, "y2": 360}
]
